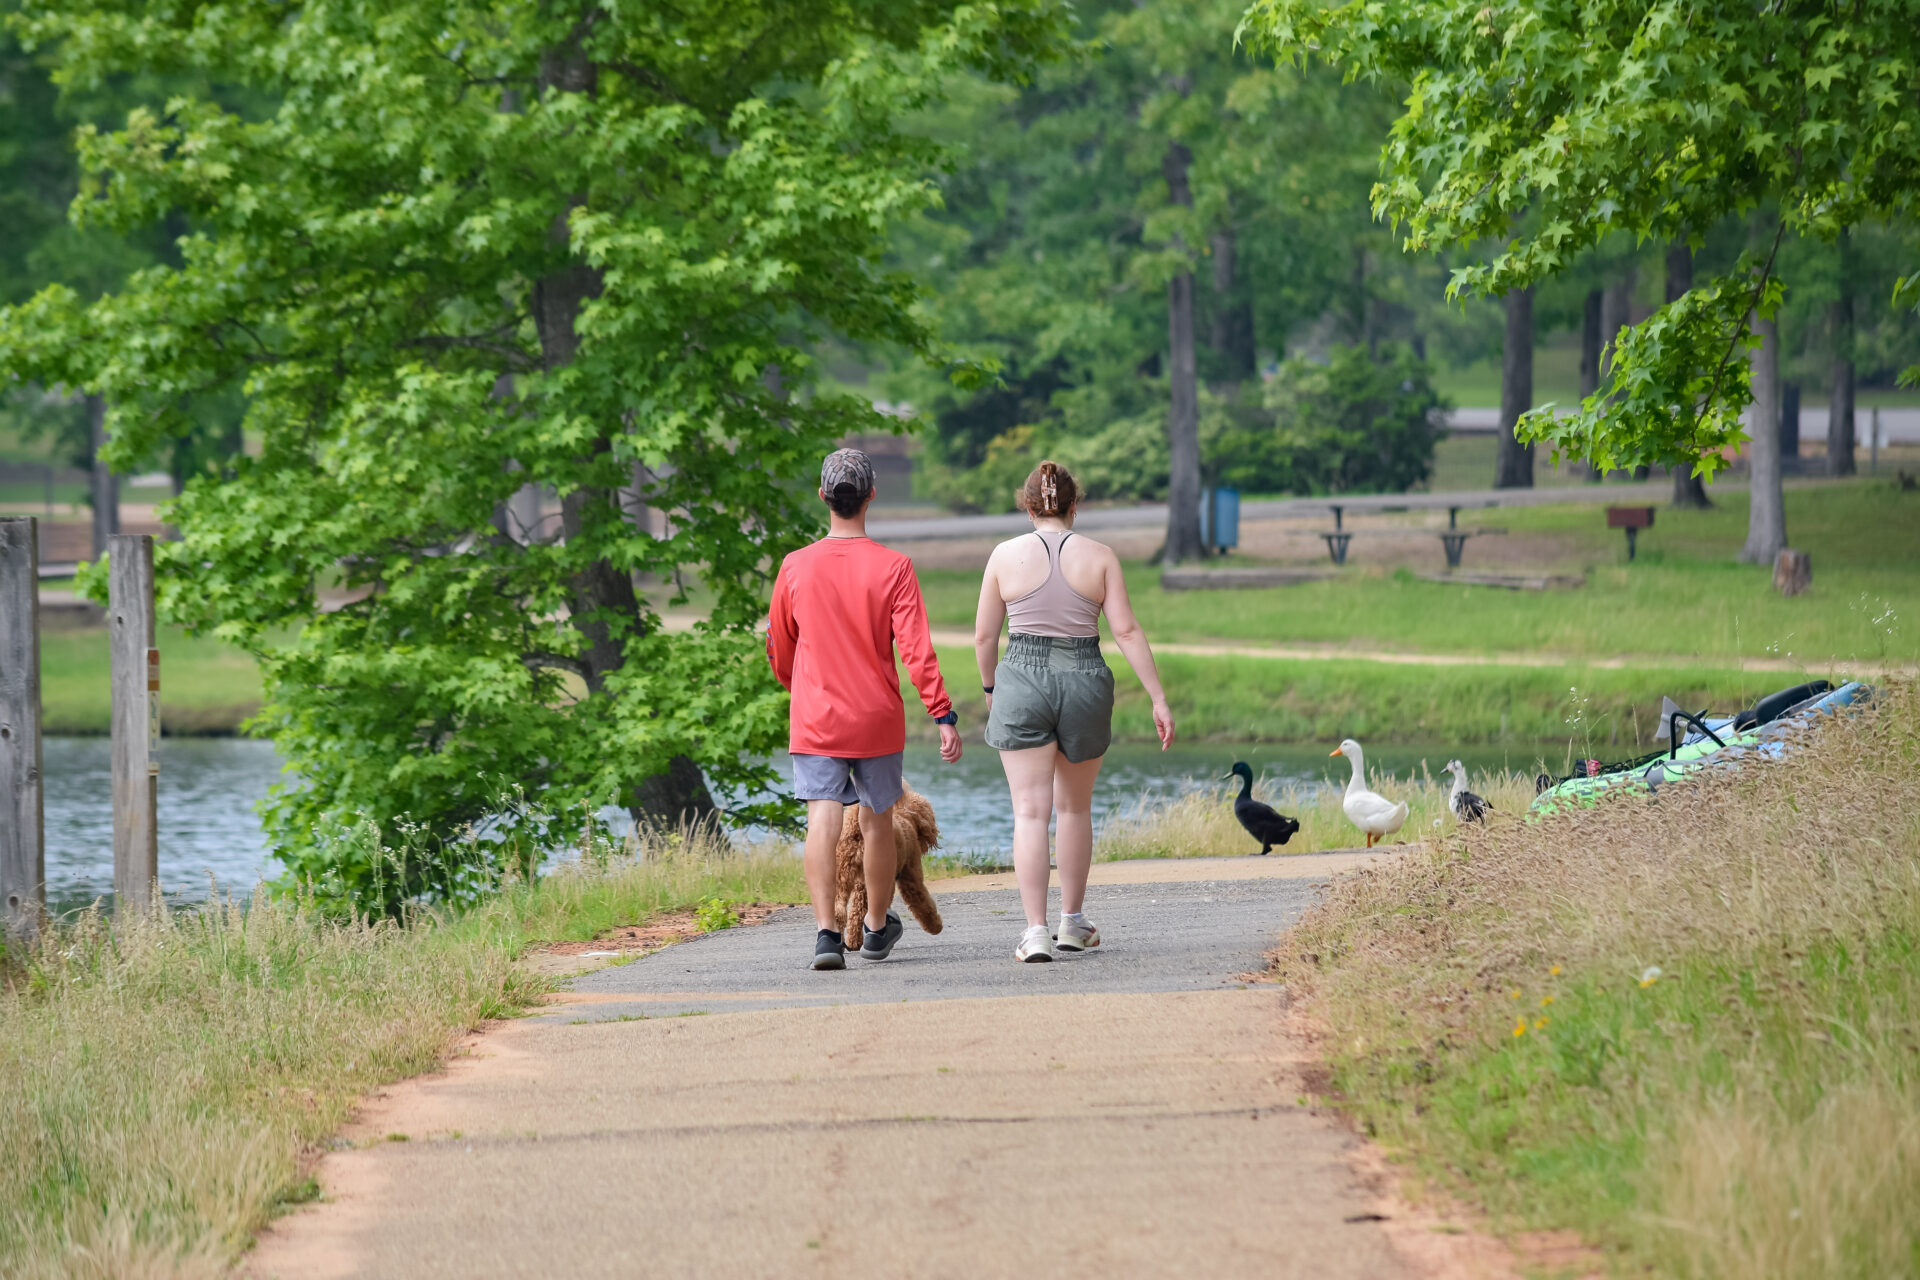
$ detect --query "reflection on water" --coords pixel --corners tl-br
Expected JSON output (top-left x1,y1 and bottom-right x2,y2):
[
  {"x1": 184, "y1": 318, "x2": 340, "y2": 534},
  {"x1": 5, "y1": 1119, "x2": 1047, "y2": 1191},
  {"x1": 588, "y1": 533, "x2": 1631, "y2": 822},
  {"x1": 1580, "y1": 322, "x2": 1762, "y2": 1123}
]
[{"x1": 40, "y1": 735, "x2": 1534, "y2": 909}]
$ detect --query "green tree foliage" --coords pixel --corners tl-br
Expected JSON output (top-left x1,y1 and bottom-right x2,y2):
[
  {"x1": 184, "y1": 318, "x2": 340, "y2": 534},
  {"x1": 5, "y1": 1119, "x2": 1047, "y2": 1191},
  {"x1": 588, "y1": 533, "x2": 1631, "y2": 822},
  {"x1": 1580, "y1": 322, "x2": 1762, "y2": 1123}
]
[
  {"x1": 1239, "y1": 0, "x2": 1920, "y2": 477},
  {"x1": 1, "y1": 0, "x2": 1066, "y2": 904},
  {"x1": 893, "y1": 0, "x2": 1440, "y2": 516},
  {"x1": 1222, "y1": 342, "x2": 1445, "y2": 494},
  {"x1": 1, "y1": 4, "x2": 250, "y2": 481}
]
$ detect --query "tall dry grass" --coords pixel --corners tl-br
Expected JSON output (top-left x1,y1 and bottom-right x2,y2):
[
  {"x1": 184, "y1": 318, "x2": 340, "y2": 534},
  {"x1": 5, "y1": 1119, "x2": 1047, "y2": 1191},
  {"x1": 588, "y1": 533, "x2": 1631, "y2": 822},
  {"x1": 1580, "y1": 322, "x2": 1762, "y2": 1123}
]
[
  {"x1": 1274, "y1": 681, "x2": 1920, "y2": 1277},
  {"x1": 1093, "y1": 767, "x2": 1541, "y2": 858},
  {"x1": 0, "y1": 825, "x2": 806, "y2": 1279}
]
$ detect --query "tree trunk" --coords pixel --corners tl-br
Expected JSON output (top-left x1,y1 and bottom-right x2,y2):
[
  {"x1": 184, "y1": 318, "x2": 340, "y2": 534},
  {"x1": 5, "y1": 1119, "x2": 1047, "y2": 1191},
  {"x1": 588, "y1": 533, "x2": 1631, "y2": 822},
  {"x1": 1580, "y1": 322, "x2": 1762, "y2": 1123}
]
[
  {"x1": 1666, "y1": 244, "x2": 1712, "y2": 507},
  {"x1": 1580, "y1": 289, "x2": 1603, "y2": 483},
  {"x1": 87, "y1": 394, "x2": 119, "y2": 559},
  {"x1": 1739, "y1": 312, "x2": 1787, "y2": 565},
  {"x1": 535, "y1": 34, "x2": 714, "y2": 824},
  {"x1": 1578, "y1": 290, "x2": 1603, "y2": 399},
  {"x1": 1599, "y1": 269, "x2": 1633, "y2": 383},
  {"x1": 1209, "y1": 228, "x2": 1256, "y2": 382},
  {"x1": 1162, "y1": 141, "x2": 1205, "y2": 564},
  {"x1": 1829, "y1": 228, "x2": 1857, "y2": 476},
  {"x1": 1494, "y1": 286, "x2": 1534, "y2": 489}
]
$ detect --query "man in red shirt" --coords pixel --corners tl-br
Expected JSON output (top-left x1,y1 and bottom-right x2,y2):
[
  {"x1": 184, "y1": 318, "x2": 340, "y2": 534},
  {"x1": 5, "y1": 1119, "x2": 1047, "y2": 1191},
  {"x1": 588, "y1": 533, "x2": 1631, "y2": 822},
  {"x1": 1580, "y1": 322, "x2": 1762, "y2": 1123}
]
[{"x1": 767, "y1": 449, "x2": 963, "y2": 970}]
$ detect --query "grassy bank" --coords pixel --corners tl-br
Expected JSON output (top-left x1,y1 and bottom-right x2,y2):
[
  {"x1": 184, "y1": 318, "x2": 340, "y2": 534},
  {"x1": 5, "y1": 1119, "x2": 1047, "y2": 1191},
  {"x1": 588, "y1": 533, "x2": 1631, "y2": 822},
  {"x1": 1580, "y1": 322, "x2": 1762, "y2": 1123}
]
[
  {"x1": 1268, "y1": 682, "x2": 1920, "y2": 1276},
  {"x1": 916, "y1": 645, "x2": 1782, "y2": 747},
  {"x1": 916, "y1": 483, "x2": 1920, "y2": 667},
  {"x1": 41, "y1": 625, "x2": 262, "y2": 736},
  {"x1": 48, "y1": 626, "x2": 1784, "y2": 747},
  {"x1": 0, "y1": 831, "x2": 806, "y2": 1278}
]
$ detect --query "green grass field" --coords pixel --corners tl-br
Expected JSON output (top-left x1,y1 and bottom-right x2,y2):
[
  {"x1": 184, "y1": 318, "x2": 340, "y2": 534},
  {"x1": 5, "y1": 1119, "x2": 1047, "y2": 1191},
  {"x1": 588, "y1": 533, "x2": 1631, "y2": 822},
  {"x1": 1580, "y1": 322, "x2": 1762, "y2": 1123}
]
[
  {"x1": 37, "y1": 481, "x2": 1918, "y2": 741},
  {"x1": 918, "y1": 483, "x2": 1920, "y2": 669},
  {"x1": 40, "y1": 624, "x2": 263, "y2": 735}
]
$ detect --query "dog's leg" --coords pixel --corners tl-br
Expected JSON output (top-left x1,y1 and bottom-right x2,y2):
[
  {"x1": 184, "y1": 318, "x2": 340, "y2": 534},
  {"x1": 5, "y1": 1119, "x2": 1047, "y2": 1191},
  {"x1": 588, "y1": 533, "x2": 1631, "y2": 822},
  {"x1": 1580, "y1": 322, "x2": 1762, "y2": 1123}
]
[
  {"x1": 896, "y1": 858, "x2": 944, "y2": 936},
  {"x1": 844, "y1": 877, "x2": 866, "y2": 952},
  {"x1": 836, "y1": 811, "x2": 864, "y2": 949}
]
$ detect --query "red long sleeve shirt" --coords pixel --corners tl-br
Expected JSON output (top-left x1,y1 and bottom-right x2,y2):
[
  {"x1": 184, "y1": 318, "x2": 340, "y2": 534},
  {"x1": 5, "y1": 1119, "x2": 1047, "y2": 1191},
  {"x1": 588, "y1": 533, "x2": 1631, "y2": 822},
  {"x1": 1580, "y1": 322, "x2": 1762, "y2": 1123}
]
[{"x1": 765, "y1": 536, "x2": 952, "y2": 758}]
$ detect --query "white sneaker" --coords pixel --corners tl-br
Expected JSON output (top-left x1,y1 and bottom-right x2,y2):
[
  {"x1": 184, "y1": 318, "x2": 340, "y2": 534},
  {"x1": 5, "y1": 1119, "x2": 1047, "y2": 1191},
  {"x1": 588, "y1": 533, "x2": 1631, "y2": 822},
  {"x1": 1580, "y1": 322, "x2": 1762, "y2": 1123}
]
[
  {"x1": 1014, "y1": 924, "x2": 1054, "y2": 963},
  {"x1": 1053, "y1": 917, "x2": 1100, "y2": 952}
]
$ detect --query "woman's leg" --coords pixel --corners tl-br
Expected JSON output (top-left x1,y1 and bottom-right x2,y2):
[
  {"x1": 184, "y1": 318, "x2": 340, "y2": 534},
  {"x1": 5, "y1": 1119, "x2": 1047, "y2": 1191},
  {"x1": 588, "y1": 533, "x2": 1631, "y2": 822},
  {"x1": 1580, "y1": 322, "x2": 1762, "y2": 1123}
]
[
  {"x1": 1052, "y1": 754, "x2": 1104, "y2": 916},
  {"x1": 999, "y1": 743, "x2": 1061, "y2": 927}
]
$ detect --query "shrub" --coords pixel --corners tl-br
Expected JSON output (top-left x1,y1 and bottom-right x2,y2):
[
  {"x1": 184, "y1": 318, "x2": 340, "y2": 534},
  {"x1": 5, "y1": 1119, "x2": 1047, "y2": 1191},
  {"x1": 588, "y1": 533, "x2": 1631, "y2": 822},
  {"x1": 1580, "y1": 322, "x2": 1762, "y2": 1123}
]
[{"x1": 1246, "y1": 342, "x2": 1447, "y2": 494}]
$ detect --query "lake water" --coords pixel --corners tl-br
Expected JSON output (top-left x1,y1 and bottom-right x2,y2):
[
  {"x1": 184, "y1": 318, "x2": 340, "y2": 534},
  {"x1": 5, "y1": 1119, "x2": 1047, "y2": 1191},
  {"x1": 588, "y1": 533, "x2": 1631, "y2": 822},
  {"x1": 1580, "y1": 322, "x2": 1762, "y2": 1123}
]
[{"x1": 40, "y1": 736, "x2": 1534, "y2": 912}]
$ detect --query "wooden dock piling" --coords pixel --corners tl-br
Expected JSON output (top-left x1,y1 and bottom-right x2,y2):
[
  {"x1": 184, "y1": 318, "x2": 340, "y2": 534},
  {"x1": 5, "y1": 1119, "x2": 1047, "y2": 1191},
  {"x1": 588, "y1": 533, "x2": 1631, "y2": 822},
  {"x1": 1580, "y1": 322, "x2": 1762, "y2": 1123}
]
[
  {"x1": 1, "y1": 517, "x2": 45, "y2": 938},
  {"x1": 109, "y1": 534, "x2": 159, "y2": 909}
]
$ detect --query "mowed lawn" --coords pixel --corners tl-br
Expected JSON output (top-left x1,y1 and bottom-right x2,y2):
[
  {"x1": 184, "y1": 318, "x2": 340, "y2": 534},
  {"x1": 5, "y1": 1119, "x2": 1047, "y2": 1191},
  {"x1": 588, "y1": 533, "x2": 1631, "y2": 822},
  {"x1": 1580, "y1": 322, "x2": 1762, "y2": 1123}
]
[
  {"x1": 40, "y1": 624, "x2": 263, "y2": 735},
  {"x1": 916, "y1": 482, "x2": 1920, "y2": 668}
]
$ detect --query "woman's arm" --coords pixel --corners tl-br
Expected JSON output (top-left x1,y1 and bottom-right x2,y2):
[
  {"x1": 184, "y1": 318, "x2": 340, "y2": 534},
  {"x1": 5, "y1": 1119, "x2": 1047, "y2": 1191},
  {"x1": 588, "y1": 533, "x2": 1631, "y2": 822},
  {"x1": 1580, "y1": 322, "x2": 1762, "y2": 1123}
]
[
  {"x1": 1100, "y1": 549, "x2": 1175, "y2": 749},
  {"x1": 974, "y1": 549, "x2": 1007, "y2": 708}
]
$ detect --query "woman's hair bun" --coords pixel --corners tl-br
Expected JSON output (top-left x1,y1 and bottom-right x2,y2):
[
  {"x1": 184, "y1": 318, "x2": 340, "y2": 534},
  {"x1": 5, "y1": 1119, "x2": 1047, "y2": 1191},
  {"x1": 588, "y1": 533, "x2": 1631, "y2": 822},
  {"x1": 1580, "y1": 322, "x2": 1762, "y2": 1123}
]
[{"x1": 1020, "y1": 460, "x2": 1078, "y2": 517}]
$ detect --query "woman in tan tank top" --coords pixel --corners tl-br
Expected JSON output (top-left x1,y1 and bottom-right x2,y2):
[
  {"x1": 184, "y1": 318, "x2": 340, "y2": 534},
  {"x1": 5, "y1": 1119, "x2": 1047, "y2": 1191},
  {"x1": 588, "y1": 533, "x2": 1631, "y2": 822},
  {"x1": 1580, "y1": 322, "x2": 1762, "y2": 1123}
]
[{"x1": 975, "y1": 461, "x2": 1175, "y2": 963}]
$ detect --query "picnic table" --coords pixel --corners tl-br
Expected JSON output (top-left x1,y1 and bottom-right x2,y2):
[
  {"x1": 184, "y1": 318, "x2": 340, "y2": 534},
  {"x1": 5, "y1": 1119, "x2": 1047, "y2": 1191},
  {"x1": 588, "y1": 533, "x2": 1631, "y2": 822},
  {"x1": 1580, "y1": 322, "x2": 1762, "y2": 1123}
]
[{"x1": 1320, "y1": 501, "x2": 1503, "y2": 568}]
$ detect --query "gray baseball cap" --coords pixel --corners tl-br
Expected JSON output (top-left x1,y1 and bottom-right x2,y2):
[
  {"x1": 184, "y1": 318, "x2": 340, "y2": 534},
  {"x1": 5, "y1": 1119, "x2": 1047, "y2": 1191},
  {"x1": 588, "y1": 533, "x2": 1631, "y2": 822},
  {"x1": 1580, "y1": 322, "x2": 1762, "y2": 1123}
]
[{"x1": 820, "y1": 447, "x2": 875, "y2": 496}]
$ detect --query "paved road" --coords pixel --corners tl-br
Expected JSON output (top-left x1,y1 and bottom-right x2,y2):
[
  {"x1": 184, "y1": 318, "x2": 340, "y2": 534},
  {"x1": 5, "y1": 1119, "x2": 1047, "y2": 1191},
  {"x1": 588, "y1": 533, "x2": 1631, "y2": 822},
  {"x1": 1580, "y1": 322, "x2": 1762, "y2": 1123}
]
[
  {"x1": 553, "y1": 877, "x2": 1316, "y2": 1019},
  {"x1": 248, "y1": 865, "x2": 1427, "y2": 1280}
]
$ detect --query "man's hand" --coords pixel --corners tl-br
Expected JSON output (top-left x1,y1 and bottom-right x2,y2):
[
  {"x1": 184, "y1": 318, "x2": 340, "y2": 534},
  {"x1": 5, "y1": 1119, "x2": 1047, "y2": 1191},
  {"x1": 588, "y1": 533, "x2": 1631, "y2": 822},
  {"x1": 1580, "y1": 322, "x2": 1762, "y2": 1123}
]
[{"x1": 938, "y1": 722, "x2": 963, "y2": 763}]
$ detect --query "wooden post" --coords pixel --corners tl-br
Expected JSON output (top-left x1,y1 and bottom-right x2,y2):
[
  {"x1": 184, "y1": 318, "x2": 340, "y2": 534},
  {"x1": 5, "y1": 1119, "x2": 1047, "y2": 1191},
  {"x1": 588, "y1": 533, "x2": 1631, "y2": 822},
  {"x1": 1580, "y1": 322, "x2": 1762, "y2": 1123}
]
[
  {"x1": 1, "y1": 518, "x2": 46, "y2": 939},
  {"x1": 109, "y1": 534, "x2": 159, "y2": 909}
]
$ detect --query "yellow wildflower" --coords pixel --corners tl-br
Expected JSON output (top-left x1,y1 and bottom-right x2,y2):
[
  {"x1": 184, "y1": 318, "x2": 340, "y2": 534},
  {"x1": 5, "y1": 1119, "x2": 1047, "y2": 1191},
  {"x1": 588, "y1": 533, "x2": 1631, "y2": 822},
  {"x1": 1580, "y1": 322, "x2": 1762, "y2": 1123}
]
[
  {"x1": 1534, "y1": 1017, "x2": 1549, "y2": 1030},
  {"x1": 1549, "y1": 965, "x2": 1562, "y2": 977},
  {"x1": 1512, "y1": 1019, "x2": 1527, "y2": 1037},
  {"x1": 1540, "y1": 995, "x2": 1556, "y2": 1007}
]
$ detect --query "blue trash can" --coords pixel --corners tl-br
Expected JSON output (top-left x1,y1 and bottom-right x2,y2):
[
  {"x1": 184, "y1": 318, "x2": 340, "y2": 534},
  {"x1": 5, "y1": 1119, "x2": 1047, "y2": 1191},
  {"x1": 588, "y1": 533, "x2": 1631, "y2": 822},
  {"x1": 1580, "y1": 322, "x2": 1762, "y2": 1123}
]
[{"x1": 1205, "y1": 487, "x2": 1240, "y2": 552}]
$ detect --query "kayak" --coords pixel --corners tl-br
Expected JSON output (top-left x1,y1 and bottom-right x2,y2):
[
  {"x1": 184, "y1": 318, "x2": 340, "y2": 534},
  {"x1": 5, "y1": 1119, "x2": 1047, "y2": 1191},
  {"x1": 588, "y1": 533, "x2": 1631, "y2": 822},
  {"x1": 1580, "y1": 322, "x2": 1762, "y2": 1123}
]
[{"x1": 1530, "y1": 680, "x2": 1872, "y2": 815}]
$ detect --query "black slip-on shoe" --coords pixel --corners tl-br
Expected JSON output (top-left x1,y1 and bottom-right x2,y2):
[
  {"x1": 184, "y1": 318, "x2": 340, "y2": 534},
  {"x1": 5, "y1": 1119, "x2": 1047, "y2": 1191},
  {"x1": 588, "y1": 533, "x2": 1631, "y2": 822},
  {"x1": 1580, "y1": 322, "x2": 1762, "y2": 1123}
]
[
  {"x1": 858, "y1": 911, "x2": 904, "y2": 960},
  {"x1": 812, "y1": 929, "x2": 846, "y2": 970}
]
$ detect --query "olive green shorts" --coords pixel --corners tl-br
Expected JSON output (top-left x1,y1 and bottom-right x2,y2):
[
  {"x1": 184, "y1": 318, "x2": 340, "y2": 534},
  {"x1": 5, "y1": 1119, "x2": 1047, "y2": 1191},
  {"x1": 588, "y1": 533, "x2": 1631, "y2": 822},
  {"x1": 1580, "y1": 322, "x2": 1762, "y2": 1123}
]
[{"x1": 984, "y1": 633, "x2": 1115, "y2": 763}]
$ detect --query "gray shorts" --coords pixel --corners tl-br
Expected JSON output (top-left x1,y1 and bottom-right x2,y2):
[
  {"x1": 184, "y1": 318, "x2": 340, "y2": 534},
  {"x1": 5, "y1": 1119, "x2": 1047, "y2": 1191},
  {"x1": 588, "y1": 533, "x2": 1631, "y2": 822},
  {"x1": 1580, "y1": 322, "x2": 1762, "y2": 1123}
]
[
  {"x1": 791, "y1": 751, "x2": 905, "y2": 812},
  {"x1": 984, "y1": 633, "x2": 1115, "y2": 764}
]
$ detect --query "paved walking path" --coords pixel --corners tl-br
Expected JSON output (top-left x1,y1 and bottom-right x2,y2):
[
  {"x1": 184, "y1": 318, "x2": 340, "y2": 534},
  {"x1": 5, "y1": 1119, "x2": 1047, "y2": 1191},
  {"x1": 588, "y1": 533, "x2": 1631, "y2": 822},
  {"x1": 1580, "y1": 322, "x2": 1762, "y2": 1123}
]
[{"x1": 247, "y1": 858, "x2": 1434, "y2": 1280}]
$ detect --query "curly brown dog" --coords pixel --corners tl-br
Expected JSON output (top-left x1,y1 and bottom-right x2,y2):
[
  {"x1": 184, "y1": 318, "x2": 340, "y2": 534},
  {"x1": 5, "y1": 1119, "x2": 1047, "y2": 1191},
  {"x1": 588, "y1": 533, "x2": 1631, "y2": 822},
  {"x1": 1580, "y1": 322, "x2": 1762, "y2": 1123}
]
[{"x1": 837, "y1": 783, "x2": 944, "y2": 952}]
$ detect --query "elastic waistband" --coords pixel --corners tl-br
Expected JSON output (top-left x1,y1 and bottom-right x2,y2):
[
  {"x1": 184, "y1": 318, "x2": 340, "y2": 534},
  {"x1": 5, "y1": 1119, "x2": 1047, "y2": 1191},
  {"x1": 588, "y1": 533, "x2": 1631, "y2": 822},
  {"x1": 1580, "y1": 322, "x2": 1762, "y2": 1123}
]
[{"x1": 1005, "y1": 632, "x2": 1106, "y2": 671}]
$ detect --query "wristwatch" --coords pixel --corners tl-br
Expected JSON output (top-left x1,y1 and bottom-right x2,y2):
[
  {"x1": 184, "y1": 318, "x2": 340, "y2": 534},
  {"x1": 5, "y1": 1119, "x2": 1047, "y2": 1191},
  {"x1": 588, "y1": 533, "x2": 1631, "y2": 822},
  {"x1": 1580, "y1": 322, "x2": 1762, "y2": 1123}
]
[{"x1": 933, "y1": 711, "x2": 958, "y2": 726}]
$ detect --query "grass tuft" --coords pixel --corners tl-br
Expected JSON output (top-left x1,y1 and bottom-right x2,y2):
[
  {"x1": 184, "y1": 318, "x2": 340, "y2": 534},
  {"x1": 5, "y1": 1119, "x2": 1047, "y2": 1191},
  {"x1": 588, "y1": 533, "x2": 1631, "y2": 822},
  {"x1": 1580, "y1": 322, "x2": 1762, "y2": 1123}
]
[{"x1": 1272, "y1": 680, "x2": 1920, "y2": 1276}]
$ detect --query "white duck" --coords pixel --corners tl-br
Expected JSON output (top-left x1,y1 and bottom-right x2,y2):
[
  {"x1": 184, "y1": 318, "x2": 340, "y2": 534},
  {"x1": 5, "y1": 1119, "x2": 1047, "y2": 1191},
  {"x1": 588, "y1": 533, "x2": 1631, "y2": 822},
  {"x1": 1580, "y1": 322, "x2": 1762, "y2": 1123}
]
[{"x1": 1331, "y1": 738, "x2": 1409, "y2": 848}]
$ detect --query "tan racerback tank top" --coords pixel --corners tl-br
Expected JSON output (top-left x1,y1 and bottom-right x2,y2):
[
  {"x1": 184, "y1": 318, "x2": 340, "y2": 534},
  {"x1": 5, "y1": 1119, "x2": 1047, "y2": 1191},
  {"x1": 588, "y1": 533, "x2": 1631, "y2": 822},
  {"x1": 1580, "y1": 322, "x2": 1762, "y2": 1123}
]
[{"x1": 1005, "y1": 530, "x2": 1102, "y2": 638}]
